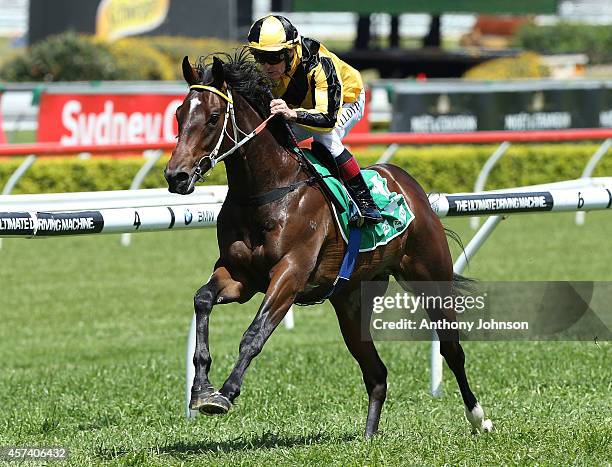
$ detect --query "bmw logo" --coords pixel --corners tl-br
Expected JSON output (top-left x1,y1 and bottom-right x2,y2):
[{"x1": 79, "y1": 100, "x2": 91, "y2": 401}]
[{"x1": 184, "y1": 209, "x2": 193, "y2": 225}]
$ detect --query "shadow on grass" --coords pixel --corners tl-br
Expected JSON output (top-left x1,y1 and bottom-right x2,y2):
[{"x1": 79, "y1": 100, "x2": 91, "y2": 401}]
[{"x1": 96, "y1": 430, "x2": 359, "y2": 460}]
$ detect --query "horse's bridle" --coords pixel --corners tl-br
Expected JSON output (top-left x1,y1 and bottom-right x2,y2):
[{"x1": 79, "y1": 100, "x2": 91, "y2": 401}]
[
  {"x1": 186, "y1": 84, "x2": 274, "y2": 192},
  {"x1": 185, "y1": 84, "x2": 343, "y2": 214}
]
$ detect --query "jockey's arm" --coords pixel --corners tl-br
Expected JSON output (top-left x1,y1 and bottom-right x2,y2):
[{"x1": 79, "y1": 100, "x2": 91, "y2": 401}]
[{"x1": 293, "y1": 58, "x2": 342, "y2": 132}]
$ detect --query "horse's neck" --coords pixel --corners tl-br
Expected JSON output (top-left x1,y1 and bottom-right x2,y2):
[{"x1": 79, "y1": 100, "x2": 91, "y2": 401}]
[{"x1": 224, "y1": 95, "x2": 301, "y2": 199}]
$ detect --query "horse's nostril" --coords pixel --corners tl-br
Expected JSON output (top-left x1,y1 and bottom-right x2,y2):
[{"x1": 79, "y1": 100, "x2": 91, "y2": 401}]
[{"x1": 175, "y1": 172, "x2": 189, "y2": 182}]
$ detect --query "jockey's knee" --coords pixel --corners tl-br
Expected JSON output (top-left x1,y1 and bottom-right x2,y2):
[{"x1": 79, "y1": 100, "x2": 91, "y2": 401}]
[{"x1": 313, "y1": 130, "x2": 345, "y2": 158}]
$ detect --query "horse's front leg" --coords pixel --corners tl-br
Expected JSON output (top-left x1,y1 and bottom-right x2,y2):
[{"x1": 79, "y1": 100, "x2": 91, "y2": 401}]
[
  {"x1": 190, "y1": 264, "x2": 253, "y2": 412},
  {"x1": 199, "y1": 257, "x2": 302, "y2": 415}
]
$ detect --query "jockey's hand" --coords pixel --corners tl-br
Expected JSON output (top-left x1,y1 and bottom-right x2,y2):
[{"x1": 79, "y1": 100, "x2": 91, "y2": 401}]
[{"x1": 270, "y1": 99, "x2": 297, "y2": 121}]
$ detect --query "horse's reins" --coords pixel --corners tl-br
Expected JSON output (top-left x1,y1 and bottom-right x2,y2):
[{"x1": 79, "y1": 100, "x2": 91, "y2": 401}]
[{"x1": 187, "y1": 84, "x2": 274, "y2": 192}]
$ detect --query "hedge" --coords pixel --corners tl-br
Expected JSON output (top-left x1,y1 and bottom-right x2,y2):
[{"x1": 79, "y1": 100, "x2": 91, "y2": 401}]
[
  {"x1": 515, "y1": 23, "x2": 612, "y2": 65},
  {"x1": 144, "y1": 36, "x2": 242, "y2": 80},
  {"x1": 0, "y1": 32, "x2": 241, "y2": 82},
  {"x1": 0, "y1": 31, "x2": 120, "y2": 82},
  {"x1": 0, "y1": 144, "x2": 610, "y2": 195},
  {"x1": 463, "y1": 53, "x2": 550, "y2": 80},
  {"x1": 106, "y1": 37, "x2": 176, "y2": 81}
]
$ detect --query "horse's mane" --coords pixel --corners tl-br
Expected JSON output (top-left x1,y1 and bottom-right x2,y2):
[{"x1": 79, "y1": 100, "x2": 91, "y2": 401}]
[{"x1": 196, "y1": 49, "x2": 292, "y2": 149}]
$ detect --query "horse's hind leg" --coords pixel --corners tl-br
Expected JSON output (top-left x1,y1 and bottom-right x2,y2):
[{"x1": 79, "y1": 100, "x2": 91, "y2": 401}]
[
  {"x1": 190, "y1": 264, "x2": 253, "y2": 413},
  {"x1": 395, "y1": 254, "x2": 493, "y2": 434},
  {"x1": 331, "y1": 280, "x2": 389, "y2": 439}
]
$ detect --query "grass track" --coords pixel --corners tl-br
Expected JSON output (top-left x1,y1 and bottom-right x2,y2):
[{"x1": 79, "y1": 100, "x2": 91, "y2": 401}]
[{"x1": 0, "y1": 212, "x2": 610, "y2": 465}]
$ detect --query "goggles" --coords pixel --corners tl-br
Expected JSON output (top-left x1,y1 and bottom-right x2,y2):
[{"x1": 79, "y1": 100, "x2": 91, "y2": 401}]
[{"x1": 251, "y1": 49, "x2": 286, "y2": 65}]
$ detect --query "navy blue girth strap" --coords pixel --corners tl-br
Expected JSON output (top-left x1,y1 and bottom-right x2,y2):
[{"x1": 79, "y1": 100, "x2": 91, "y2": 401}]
[
  {"x1": 321, "y1": 225, "x2": 361, "y2": 299},
  {"x1": 321, "y1": 202, "x2": 362, "y2": 299}
]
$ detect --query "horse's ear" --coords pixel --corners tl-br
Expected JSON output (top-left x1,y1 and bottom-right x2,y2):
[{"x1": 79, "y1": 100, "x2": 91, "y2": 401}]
[
  {"x1": 211, "y1": 56, "x2": 224, "y2": 89},
  {"x1": 182, "y1": 56, "x2": 198, "y2": 86}
]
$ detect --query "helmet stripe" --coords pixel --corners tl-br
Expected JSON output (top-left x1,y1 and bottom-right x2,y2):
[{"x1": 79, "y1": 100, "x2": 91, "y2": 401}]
[
  {"x1": 248, "y1": 15, "x2": 298, "y2": 50},
  {"x1": 247, "y1": 17, "x2": 263, "y2": 44},
  {"x1": 260, "y1": 16, "x2": 286, "y2": 46}
]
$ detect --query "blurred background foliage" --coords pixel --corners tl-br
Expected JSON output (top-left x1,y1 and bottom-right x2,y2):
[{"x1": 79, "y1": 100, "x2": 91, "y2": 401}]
[
  {"x1": 4, "y1": 22, "x2": 612, "y2": 81},
  {"x1": 514, "y1": 22, "x2": 612, "y2": 65},
  {"x1": 463, "y1": 52, "x2": 550, "y2": 79},
  {"x1": 1, "y1": 144, "x2": 610, "y2": 194},
  {"x1": 0, "y1": 31, "x2": 241, "y2": 81}
]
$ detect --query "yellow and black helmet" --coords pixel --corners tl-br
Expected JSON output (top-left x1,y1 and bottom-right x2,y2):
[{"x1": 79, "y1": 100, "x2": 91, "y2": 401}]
[{"x1": 248, "y1": 15, "x2": 299, "y2": 52}]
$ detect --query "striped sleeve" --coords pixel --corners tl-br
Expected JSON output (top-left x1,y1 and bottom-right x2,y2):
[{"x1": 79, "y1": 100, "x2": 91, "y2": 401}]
[{"x1": 294, "y1": 57, "x2": 342, "y2": 131}]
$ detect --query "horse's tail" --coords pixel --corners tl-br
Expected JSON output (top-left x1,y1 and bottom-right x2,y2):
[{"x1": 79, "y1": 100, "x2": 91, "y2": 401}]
[
  {"x1": 444, "y1": 227, "x2": 478, "y2": 295},
  {"x1": 452, "y1": 272, "x2": 478, "y2": 296}
]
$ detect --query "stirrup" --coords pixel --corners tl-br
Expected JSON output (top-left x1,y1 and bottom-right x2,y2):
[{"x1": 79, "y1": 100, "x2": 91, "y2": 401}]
[
  {"x1": 355, "y1": 190, "x2": 383, "y2": 225},
  {"x1": 348, "y1": 199, "x2": 383, "y2": 226},
  {"x1": 361, "y1": 207, "x2": 383, "y2": 224}
]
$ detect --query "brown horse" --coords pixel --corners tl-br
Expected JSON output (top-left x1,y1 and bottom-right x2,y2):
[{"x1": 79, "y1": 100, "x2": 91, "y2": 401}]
[{"x1": 164, "y1": 52, "x2": 493, "y2": 438}]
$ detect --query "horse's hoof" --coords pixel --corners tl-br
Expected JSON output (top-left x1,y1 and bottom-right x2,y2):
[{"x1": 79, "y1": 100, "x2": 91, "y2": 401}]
[
  {"x1": 189, "y1": 384, "x2": 215, "y2": 411},
  {"x1": 465, "y1": 403, "x2": 494, "y2": 434},
  {"x1": 469, "y1": 418, "x2": 494, "y2": 434},
  {"x1": 198, "y1": 392, "x2": 232, "y2": 416},
  {"x1": 481, "y1": 419, "x2": 494, "y2": 433}
]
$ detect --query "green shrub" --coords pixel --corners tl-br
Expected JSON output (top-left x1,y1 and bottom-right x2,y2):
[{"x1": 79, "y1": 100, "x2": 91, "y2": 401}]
[
  {"x1": 0, "y1": 156, "x2": 226, "y2": 194},
  {"x1": 463, "y1": 52, "x2": 550, "y2": 80},
  {"x1": 0, "y1": 32, "x2": 245, "y2": 82},
  {"x1": 107, "y1": 37, "x2": 175, "y2": 81},
  {"x1": 515, "y1": 23, "x2": 612, "y2": 65},
  {"x1": 0, "y1": 31, "x2": 119, "y2": 82},
  {"x1": 1, "y1": 144, "x2": 610, "y2": 195},
  {"x1": 144, "y1": 36, "x2": 242, "y2": 79}
]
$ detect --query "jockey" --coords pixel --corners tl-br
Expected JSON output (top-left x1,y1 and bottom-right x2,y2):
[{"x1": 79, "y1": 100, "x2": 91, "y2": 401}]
[{"x1": 247, "y1": 14, "x2": 383, "y2": 224}]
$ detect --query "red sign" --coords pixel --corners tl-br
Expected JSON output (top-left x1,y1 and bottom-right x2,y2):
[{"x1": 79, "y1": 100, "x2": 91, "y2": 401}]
[
  {"x1": 37, "y1": 93, "x2": 183, "y2": 145},
  {"x1": 350, "y1": 87, "x2": 371, "y2": 134},
  {"x1": 0, "y1": 92, "x2": 6, "y2": 144}
]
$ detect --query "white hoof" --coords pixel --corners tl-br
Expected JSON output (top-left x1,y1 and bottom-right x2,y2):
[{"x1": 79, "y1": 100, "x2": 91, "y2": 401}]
[
  {"x1": 465, "y1": 403, "x2": 493, "y2": 434},
  {"x1": 482, "y1": 418, "x2": 493, "y2": 433}
]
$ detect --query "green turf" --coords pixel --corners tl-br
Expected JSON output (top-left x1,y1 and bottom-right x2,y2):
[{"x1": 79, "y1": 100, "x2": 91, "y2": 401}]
[{"x1": 0, "y1": 212, "x2": 610, "y2": 465}]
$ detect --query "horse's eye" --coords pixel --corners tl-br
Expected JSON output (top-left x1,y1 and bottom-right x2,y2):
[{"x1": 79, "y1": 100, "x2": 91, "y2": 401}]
[{"x1": 208, "y1": 113, "x2": 220, "y2": 126}]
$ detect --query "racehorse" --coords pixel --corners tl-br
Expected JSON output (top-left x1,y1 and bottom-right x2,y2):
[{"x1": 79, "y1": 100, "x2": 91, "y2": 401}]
[{"x1": 164, "y1": 51, "x2": 493, "y2": 438}]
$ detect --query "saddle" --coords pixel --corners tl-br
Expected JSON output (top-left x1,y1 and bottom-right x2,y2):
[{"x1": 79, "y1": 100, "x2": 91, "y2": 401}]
[
  {"x1": 309, "y1": 141, "x2": 341, "y2": 180},
  {"x1": 308, "y1": 141, "x2": 363, "y2": 226}
]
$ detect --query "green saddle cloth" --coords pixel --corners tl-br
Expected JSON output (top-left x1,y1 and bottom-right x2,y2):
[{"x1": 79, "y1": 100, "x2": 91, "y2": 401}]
[{"x1": 304, "y1": 151, "x2": 414, "y2": 252}]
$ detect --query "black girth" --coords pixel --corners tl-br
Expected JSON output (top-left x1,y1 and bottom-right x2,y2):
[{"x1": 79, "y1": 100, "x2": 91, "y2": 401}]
[{"x1": 227, "y1": 177, "x2": 316, "y2": 207}]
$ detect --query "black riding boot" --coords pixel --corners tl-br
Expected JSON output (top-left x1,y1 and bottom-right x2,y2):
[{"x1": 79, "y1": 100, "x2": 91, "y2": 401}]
[{"x1": 346, "y1": 172, "x2": 383, "y2": 225}]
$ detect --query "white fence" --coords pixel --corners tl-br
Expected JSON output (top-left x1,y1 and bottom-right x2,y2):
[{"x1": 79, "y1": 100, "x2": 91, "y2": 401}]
[{"x1": 0, "y1": 186, "x2": 228, "y2": 212}]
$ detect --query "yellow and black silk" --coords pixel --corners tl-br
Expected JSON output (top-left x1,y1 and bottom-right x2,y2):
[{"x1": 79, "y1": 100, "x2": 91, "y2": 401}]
[{"x1": 272, "y1": 38, "x2": 364, "y2": 132}]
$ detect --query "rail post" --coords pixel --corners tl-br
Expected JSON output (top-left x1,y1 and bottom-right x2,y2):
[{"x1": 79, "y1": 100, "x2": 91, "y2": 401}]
[
  {"x1": 0, "y1": 154, "x2": 36, "y2": 249},
  {"x1": 185, "y1": 314, "x2": 198, "y2": 419},
  {"x1": 470, "y1": 142, "x2": 511, "y2": 230},
  {"x1": 283, "y1": 307, "x2": 295, "y2": 330},
  {"x1": 431, "y1": 215, "x2": 505, "y2": 396},
  {"x1": 575, "y1": 138, "x2": 611, "y2": 226},
  {"x1": 120, "y1": 149, "x2": 163, "y2": 246},
  {"x1": 376, "y1": 143, "x2": 400, "y2": 164}
]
